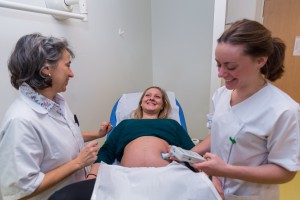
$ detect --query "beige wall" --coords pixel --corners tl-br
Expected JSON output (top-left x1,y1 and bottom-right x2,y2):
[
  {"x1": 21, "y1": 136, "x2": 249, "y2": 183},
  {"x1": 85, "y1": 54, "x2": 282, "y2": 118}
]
[
  {"x1": 0, "y1": 0, "x2": 153, "y2": 136},
  {"x1": 0, "y1": 0, "x2": 218, "y2": 140},
  {"x1": 151, "y1": 0, "x2": 215, "y2": 139}
]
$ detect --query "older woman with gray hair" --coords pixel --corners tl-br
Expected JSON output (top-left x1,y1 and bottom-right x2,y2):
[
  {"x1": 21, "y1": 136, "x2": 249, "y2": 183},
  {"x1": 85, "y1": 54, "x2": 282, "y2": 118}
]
[{"x1": 0, "y1": 33, "x2": 112, "y2": 200}]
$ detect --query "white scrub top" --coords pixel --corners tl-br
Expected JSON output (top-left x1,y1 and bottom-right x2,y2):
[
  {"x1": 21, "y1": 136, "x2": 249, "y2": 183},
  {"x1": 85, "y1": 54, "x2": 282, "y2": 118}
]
[
  {"x1": 208, "y1": 83, "x2": 300, "y2": 200},
  {"x1": 0, "y1": 89, "x2": 86, "y2": 199}
]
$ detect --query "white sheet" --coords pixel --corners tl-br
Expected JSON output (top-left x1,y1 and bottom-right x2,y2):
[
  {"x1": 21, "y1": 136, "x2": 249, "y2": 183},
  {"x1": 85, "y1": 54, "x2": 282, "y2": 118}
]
[{"x1": 91, "y1": 162, "x2": 222, "y2": 200}]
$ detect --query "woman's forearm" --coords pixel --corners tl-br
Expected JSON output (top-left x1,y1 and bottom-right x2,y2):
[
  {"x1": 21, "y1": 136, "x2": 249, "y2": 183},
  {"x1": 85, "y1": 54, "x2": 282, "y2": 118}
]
[
  {"x1": 224, "y1": 163, "x2": 296, "y2": 184},
  {"x1": 191, "y1": 134, "x2": 211, "y2": 155},
  {"x1": 87, "y1": 163, "x2": 101, "y2": 180},
  {"x1": 20, "y1": 159, "x2": 84, "y2": 199},
  {"x1": 82, "y1": 131, "x2": 102, "y2": 142}
]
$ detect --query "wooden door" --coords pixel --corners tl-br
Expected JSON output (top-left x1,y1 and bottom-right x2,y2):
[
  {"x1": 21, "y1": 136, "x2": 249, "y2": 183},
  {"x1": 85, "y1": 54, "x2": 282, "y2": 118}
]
[
  {"x1": 263, "y1": 0, "x2": 300, "y2": 103},
  {"x1": 263, "y1": 1, "x2": 300, "y2": 200}
]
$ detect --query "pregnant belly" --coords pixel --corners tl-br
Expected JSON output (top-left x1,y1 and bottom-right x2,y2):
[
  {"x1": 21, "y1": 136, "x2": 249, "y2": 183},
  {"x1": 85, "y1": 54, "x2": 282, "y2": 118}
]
[{"x1": 120, "y1": 136, "x2": 171, "y2": 167}]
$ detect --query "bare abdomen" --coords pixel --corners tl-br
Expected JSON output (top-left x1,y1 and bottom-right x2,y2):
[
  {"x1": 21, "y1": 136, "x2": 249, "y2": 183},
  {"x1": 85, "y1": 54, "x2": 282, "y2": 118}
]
[{"x1": 120, "y1": 136, "x2": 171, "y2": 167}]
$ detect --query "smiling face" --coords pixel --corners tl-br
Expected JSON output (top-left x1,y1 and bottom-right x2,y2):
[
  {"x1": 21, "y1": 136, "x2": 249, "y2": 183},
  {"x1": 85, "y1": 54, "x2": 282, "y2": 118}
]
[
  {"x1": 140, "y1": 87, "x2": 164, "y2": 118},
  {"x1": 49, "y1": 49, "x2": 74, "y2": 94},
  {"x1": 39, "y1": 49, "x2": 74, "y2": 99},
  {"x1": 215, "y1": 42, "x2": 266, "y2": 91}
]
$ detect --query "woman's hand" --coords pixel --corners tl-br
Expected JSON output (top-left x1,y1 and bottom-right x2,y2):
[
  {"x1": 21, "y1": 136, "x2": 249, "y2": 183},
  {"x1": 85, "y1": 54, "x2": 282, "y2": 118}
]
[
  {"x1": 98, "y1": 121, "x2": 113, "y2": 138},
  {"x1": 74, "y1": 140, "x2": 99, "y2": 168},
  {"x1": 82, "y1": 121, "x2": 113, "y2": 141},
  {"x1": 165, "y1": 145, "x2": 183, "y2": 162},
  {"x1": 190, "y1": 152, "x2": 228, "y2": 177},
  {"x1": 192, "y1": 152, "x2": 297, "y2": 185}
]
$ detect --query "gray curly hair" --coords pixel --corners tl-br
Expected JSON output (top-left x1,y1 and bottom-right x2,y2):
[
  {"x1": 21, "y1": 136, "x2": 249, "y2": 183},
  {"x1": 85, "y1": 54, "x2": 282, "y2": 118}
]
[{"x1": 8, "y1": 33, "x2": 74, "y2": 90}]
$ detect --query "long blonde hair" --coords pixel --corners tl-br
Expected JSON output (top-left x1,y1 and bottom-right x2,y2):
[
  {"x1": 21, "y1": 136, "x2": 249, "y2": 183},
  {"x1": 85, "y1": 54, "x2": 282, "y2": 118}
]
[{"x1": 132, "y1": 86, "x2": 171, "y2": 119}]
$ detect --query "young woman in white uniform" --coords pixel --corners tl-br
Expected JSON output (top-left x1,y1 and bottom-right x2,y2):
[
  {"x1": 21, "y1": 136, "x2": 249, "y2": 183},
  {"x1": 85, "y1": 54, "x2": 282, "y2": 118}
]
[
  {"x1": 0, "y1": 33, "x2": 112, "y2": 200},
  {"x1": 191, "y1": 19, "x2": 300, "y2": 200}
]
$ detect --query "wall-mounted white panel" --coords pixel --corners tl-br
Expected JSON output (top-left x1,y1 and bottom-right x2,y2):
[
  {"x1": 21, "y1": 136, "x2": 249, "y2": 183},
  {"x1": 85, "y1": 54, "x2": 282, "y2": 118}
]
[{"x1": 226, "y1": 0, "x2": 263, "y2": 24}]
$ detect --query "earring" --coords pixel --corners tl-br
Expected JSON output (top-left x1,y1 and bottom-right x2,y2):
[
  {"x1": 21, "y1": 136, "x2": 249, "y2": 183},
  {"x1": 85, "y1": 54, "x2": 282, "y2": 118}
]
[{"x1": 39, "y1": 67, "x2": 51, "y2": 79}]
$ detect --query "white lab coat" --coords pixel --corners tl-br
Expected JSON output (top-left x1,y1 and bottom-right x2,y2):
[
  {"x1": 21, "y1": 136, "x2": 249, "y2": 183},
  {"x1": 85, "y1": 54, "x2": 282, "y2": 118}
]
[
  {"x1": 208, "y1": 83, "x2": 300, "y2": 200},
  {"x1": 0, "y1": 90, "x2": 86, "y2": 200}
]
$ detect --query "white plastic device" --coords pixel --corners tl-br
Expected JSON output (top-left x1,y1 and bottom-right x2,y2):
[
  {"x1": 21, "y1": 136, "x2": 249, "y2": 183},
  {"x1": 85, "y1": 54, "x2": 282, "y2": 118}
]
[{"x1": 170, "y1": 146, "x2": 206, "y2": 163}]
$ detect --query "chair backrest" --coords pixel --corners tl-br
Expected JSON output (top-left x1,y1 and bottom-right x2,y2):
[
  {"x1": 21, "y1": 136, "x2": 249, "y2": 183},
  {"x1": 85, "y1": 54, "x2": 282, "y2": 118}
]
[{"x1": 109, "y1": 91, "x2": 187, "y2": 131}]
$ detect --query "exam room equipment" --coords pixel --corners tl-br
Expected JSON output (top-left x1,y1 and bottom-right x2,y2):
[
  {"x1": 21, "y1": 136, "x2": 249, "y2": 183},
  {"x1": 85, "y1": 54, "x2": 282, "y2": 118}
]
[{"x1": 0, "y1": 0, "x2": 88, "y2": 21}]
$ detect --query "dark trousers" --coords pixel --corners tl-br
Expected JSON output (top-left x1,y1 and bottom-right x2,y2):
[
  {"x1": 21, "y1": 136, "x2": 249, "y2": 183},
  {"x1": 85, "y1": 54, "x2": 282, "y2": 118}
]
[{"x1": 49, "y1": 179, "x2": 96, "y2": 200}]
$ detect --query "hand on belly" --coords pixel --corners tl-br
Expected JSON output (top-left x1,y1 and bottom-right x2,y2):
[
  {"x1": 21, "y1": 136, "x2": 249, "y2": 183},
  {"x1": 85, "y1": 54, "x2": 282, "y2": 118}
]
[{"x1": 120, "y1": 136, "x2": 171, "y2": 167}]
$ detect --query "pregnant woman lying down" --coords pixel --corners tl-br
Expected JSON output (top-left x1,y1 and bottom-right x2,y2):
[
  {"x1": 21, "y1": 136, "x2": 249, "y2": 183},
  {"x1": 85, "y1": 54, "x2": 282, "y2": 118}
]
[{"x1": 49, "y1": 86, "x2": 198, "y2": 200}]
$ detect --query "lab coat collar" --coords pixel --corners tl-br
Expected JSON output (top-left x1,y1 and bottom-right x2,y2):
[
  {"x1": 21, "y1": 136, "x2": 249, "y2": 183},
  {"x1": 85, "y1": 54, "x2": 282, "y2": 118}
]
[
  {"x1": 19, "y1": 83, "x2": 67, "y2": 116},
  {"x1": 19, "y1": 91, "x2": 48, "y2": 115},
  {"x1": 19, "y1": 88, "x2": 65, "y2": 115}
]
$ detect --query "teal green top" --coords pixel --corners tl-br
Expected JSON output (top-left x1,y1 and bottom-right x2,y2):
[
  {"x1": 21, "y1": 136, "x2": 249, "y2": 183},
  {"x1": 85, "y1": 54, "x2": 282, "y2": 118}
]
[{"x1": 96, "y1": 119, "x2": 195, "y2": 164}]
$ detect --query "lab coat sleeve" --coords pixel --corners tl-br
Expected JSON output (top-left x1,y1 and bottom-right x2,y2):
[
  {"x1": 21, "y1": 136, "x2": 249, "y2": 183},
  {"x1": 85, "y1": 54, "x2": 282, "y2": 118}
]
[
  {"x1": 267, "y1": 108, "x2": 300, "y2": 171},
  {"x1": 0, "y1": 118, "x2": 44, "y2": 199}
]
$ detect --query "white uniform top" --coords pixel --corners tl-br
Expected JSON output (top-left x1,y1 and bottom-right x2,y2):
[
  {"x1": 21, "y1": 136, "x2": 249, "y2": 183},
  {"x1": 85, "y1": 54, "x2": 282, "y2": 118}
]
[
  {"x1": 0, "y1": 84, "x2": 86, "y2": 200},
  {"x1": 207, "y1": 83, "x2": 300, "y2": 200}
]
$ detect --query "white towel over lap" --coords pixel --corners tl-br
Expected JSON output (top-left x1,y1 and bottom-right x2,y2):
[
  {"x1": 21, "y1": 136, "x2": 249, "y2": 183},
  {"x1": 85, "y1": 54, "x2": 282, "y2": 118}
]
[{"x1": 91, "y1": 162, "x2": 222, "y2": 200}]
